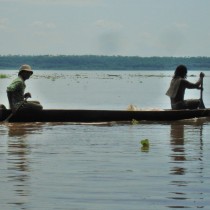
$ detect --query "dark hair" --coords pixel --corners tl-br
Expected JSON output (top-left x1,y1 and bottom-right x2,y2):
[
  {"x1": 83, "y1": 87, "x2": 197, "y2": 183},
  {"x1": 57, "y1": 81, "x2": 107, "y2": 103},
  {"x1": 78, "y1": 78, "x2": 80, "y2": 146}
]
[{"x1": 174, "y1": 65, "x2": 187, "y2": 78}]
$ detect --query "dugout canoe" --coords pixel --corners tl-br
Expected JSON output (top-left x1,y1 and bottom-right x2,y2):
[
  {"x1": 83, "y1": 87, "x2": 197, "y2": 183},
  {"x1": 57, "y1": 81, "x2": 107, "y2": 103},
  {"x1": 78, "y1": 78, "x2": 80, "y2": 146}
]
[{"x1": 1, "y1": 108, "x2": 210, "y2": 123}]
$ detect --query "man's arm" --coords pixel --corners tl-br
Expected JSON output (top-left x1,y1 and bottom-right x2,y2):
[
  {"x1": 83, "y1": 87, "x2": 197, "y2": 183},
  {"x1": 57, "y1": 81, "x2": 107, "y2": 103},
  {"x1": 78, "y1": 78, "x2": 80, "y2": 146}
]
[{"x1": 7, "y1": 91, "x2": 14, "y2": 110}]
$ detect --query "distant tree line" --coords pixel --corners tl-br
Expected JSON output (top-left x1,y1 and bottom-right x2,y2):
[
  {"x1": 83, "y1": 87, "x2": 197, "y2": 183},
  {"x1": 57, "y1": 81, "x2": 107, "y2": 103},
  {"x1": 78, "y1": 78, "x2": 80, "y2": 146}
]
[{"x1": 0, "y1": 55, "x2": 210, "y2": 70}]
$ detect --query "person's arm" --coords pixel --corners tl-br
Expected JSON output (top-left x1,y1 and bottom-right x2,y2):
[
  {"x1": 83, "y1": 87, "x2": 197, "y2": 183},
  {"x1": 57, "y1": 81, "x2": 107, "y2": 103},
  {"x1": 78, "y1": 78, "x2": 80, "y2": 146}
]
[
  {"x1": 24, "y1": 92, "x2": 31, "y2": 99},
  {"x1": 7, "y1": 91, "x2": 14, "y2": 110},
  {"x1": 184, "y1": 72, "x2": 205, "y2": 89}
]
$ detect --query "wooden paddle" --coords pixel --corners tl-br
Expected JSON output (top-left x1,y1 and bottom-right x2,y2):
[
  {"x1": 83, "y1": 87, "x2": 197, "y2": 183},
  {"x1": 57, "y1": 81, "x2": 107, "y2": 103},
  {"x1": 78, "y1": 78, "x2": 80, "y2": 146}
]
[
  {"x1": 199, "y1": 74, "x2": 205, "y2": 109},
  {"x1": 3, "y1": 98, "x2": 28, "y2": 122}
]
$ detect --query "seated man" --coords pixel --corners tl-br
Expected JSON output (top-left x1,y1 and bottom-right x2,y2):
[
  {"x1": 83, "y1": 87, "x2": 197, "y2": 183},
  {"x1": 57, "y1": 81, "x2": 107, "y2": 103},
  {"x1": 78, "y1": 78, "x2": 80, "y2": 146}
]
[
  {"x1": 166, "y1": 65, "x2": 204, "y2": 110},
  {"x1": 7, "y1": 64, "x2": 43, "y2": 112}
]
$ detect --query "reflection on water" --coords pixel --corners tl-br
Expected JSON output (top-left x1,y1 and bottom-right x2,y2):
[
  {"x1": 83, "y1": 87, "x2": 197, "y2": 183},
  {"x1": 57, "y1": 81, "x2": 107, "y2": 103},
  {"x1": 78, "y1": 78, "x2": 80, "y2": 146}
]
[
  {"x1": 7, "y1": 137, "x2": 30, "y2": 208},
  {"x1": 1, "y1": 119, "x2": 210, "y2": 210},
  {"x1": 170, "y1": 123, "x2": 186, "y2": 174},
  {"x1": 7, "y1": 123, "x2": 44, "y2": 137},
  {"x1": 5, "y1": 123, "x2": 44, "y2": 209},
  {"x1": 168, "y1": 120, "x2": 204, "y2": 209}
]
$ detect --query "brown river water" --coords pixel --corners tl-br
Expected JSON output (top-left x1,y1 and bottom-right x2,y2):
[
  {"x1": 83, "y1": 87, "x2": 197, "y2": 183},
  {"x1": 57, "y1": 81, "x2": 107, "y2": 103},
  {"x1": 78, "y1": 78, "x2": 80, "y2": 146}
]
[{"x1": 0, "y1": 70, "x2": 210, "y2": 209}]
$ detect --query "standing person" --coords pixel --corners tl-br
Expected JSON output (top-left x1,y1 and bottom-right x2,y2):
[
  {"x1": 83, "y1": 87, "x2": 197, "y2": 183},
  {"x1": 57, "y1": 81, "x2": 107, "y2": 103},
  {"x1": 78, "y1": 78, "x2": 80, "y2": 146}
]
[
  {"x1": 166, "y1": 65, "x2": 204, "y2": 110},
  {"x1": 7, "y1": 64, "x2": 43, "y2": 112}
]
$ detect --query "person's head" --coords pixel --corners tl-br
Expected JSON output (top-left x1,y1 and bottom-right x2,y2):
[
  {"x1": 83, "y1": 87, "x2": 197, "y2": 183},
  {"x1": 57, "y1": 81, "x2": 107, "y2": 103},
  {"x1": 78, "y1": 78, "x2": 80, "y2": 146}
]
[
  {"x1": 18, "y1": 64, "x2": 33, "y2": 80},
  {"x1": 174, "y1": 65, "x2": 187, "y2": 78}
]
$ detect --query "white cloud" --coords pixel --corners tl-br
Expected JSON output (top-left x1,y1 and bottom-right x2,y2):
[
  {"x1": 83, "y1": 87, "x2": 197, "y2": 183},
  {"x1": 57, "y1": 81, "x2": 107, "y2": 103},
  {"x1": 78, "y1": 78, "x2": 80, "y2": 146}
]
[
  {"x1": 174, "y1": 22, "x2": 189, "y2": 30},
  {"x1": 93, "y1": 19, "x2": 125, "y2": 54},
  {"x1": 0, "y1": 0, "x2": 102, "y2": 6},
  {"x1": 0, "y1": 18, "x2": 8, "y2": 29},
  {"x1": 31, "y1": 21, "x2": 56, "y2": 29},
  {"x1": 1, "y1": 0, "x2": 210, "y2": 56},
  {"x1": 50, "y1": 0, "x2": 101, "y2": 4},
  {"x1": 95, "y1": 19, "x2": 123, "y2": 31},
  {"x1": 96, "y1": 31, "x2": 126, "y2": 55}
]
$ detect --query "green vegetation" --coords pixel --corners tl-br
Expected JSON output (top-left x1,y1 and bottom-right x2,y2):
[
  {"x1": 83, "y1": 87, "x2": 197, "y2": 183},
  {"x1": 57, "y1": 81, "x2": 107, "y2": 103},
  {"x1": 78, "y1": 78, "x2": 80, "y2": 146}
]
[
  {"x1": 0, "y1": 55, "x2": 210, "y2": 70},
  {"x1": 140, "y1": 139, "x2": 150, "y2": 152},
  {"x1": 0, "y1": 74, "x2": 9, "y2": 79},
  {"x1": 131, "y1": 119, "x2": 140, "y2": 125},
  {"x1": 140, "y1": 139, "x2": 150, "y2": 147}
]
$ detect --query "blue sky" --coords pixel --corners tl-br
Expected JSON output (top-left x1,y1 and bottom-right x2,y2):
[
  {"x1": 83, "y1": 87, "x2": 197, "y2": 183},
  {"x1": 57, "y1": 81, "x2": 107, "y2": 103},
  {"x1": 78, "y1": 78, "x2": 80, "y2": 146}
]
[{"x1": 0, "y1": 0, "x2": 210, "y2": 56}]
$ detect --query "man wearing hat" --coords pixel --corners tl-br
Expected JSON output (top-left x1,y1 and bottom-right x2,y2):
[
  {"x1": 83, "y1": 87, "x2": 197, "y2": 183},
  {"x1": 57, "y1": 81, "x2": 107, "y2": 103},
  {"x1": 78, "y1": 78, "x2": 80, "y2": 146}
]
[{"x1": 7, "y1": 64, "x2": 43, "y2": 112}]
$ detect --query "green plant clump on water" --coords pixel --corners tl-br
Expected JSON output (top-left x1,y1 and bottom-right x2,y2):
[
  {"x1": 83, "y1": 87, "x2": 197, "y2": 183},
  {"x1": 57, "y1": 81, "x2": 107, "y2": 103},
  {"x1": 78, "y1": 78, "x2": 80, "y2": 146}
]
[
  {"x1": 140, "y1": 139, "x2": 149, "y2": 147},
  {"x1": 140, "y1": 139, "x2": 150, "y2": 152},
  {"x1": 131, "y1": 119, "x2": 139, "y2": 125},
  {"x1": 0, "y1": 74, "x2": 9, "y2": 79}
]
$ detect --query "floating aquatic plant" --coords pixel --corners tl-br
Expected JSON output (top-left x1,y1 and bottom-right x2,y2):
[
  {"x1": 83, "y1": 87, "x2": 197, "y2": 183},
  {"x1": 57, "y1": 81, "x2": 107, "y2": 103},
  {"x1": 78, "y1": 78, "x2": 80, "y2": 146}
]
[
  {"x1": 131, "y1": 119, "x2": 139, "y2": 125},
  {"x1": 140, "y1": 139, "x2": 150, "y2": 152},
  {"x1": 140, "y1": 139, "x2": 149, "y2": 147}
]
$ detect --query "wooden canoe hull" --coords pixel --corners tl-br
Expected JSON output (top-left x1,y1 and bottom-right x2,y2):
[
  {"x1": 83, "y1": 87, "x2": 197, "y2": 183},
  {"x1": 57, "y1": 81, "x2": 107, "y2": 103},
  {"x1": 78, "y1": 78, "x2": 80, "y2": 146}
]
[{"x1": 1, "y1": 109, "x2": 210, "y2": 122}]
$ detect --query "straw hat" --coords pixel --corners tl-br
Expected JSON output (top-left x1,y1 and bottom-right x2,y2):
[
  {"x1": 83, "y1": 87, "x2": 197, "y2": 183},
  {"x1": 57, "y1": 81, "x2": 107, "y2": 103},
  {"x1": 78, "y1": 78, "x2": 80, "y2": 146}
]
[{"x1": 19, "y1": 64, "x2": 33, "y2": 75}]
